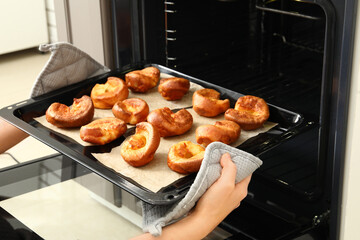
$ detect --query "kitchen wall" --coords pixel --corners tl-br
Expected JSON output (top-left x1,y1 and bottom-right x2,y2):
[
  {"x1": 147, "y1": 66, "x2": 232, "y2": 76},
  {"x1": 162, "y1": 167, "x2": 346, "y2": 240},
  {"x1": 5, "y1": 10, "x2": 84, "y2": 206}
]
[
  {"x1": 340, "y1": 2, "x2": 360, "y2": 239},
  {"x1": 54, "y1": 0, "x2": 113, "y2": 68}
]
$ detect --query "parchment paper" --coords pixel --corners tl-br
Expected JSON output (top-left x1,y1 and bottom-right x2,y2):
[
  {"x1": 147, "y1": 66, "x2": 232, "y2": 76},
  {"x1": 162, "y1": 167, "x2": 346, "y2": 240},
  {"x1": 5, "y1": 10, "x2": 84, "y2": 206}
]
[
  {"x1": 93, "y1": 108, "x2": 276, "y2": 192},
  {"x1": 34, "y1": 72, "x2": 277, "y2": 192}
]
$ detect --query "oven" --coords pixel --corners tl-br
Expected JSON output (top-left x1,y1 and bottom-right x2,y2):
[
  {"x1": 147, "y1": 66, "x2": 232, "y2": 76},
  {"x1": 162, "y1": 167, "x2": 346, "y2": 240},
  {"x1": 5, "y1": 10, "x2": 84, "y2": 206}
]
[{"x1": 108, "y1": 0, "x2": 357, "y2": 239}]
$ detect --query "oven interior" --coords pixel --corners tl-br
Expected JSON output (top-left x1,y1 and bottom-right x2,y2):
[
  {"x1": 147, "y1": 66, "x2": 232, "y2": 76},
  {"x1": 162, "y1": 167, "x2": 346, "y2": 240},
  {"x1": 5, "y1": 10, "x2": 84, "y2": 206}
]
[{"x1": 112, "y1": 0, "x2": 333, "y2": 238}]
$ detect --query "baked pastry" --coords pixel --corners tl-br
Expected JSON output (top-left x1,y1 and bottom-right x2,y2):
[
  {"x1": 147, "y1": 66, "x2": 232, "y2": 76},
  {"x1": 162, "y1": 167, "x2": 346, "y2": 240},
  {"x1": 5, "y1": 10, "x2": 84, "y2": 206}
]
[
  {"x1": 225, "y1": 95, "x2": 270, "y2": 130},
  {"x1": 196, "y1": 120, "x2": 241, "y2": 147},
  {"x1": 112, "y1": 98, "x2": 149, "y2": 125},
  {"x1": 125, "y1": 67, "x2": 160, "y2": 93},
  {"x1": 91, "y1": 77, "x2": 129, "y2": 109},
  {"x1": 80, "y1": 117, "x2": 127, "y2": 145},
  {"x1": 45, "y1": 95, "x2": 94, "y2": 128},
  {"x1": 146, "y1": 107, "x2": 193, "y2": 137},
  {"x1": 120, "y1": 122, "x2": 160, "y2": 167},
  {"x1": 167, "y1": 141, "x2": 205, "y2": 174},
  {"x1": 158, "y1": 77, "x2": 190, "y2": 101},
  {"x1": 193, "y1": 88, "x2": 230, "y2": 117}
]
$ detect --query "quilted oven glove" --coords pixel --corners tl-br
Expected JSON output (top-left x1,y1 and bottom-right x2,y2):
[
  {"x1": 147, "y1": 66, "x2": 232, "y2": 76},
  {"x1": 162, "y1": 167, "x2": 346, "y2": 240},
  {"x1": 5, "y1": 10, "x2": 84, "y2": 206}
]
[
  {"x1": 142, "y1": 141, "x2": 263, "y2": 236},
  {"x1": 30, "y1": 42, "x2": 110, "y2": 97}
]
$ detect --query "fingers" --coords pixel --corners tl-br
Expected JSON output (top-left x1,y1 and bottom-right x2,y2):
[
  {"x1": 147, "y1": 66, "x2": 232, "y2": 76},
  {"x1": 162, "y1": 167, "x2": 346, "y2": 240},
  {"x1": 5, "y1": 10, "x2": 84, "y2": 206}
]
[
  {"x1": 216, "y1": 153, "x2": 253, "y2": 210},
  {"x1": 218, "y1": 153, "x2": 252, "y2": 200},
  {"x1": 238, "y1": 174, "x2": 252, "y2": 186},
  {"x1": 220, "y1": 152, "x2": 232, "y2": 167},
  {"x1": 219, "y1": 153, "x2": 237, "y2": 184},
  {"x1": 234, "y1": 174, "x2": 252, "y2": 200}
]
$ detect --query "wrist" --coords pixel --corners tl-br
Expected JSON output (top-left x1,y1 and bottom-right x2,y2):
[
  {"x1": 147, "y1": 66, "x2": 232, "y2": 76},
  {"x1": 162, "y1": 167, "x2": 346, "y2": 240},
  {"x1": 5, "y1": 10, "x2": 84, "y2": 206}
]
[{"x1": 188, "y1": 208, "x2": 223, "y2": 237}]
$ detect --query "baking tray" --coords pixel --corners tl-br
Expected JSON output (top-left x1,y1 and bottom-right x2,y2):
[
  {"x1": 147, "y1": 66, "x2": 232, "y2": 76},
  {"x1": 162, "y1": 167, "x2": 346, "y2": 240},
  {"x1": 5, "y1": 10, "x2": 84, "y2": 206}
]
[{"x1": 0, "y1": 63, "x2": 310, "y2": 205}]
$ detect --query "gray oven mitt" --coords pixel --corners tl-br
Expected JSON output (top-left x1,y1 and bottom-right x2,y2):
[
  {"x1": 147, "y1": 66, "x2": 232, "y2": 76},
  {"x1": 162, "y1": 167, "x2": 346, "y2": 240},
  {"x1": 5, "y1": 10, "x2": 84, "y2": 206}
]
[
  {"x1": 142, "y1": 141, "x2": 263, "y2": 236},
  {"x1": 30, "y1": 42, "x2": 110, "y2": 97}
]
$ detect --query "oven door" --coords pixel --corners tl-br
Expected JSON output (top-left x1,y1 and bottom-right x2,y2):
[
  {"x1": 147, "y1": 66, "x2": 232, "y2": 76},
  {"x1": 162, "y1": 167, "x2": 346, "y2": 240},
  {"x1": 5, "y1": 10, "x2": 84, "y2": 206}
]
[{"x1": 109, "y1": 0, "x2": 356, "y2": 239}]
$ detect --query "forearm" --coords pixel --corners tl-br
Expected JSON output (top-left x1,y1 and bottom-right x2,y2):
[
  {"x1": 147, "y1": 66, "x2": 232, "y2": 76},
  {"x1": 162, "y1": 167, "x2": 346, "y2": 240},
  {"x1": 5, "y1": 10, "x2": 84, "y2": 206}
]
[
  {"x1": 0, "y1": 118, "x2": 28, "y2": 153},
  {"x1": 131, "y1": 210, "x2": 220, "y2": 240}
]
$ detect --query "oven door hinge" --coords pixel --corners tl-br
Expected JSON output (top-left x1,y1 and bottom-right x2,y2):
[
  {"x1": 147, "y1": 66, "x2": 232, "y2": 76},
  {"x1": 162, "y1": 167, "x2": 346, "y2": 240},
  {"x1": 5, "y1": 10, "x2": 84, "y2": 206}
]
[{"x1": 312, "y1": 210, "x2": 330, "y2": 226}]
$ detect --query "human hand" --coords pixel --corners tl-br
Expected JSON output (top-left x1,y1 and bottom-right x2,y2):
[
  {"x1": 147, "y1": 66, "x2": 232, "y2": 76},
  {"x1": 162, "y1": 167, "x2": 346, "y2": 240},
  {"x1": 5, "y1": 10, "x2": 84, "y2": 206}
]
[
  {"x1": 131, "y1": 152, "x2": 252, "y2": 240},
  {"x1": 192, "y1": 152, "x2": 252, "y2": 225}
]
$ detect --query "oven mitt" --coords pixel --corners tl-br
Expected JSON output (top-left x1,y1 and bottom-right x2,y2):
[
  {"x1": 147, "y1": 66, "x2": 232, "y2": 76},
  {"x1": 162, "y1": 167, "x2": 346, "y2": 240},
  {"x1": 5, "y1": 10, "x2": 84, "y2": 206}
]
[
  {"x1": 142, "y1": 141, "x2": 263, "y2": 236},
  {"x1": 30, "y1": 42, "x2": 110, "y2": 97}
]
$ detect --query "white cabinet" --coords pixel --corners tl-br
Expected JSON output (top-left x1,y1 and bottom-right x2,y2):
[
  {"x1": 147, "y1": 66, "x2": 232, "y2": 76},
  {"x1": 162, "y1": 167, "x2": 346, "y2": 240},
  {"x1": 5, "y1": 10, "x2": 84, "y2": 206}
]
[
  {"x1": 0, "y1": 0, "x2": 49, "y2": 55},
  {"x1": 54, "y1": 0, "x2": 112, "y2": 67}
]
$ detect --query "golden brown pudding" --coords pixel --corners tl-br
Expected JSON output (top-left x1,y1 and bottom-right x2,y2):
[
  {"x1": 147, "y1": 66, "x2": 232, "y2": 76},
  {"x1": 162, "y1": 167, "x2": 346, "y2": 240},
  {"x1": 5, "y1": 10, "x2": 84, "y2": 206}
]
[
  {"x1": 125, "y1": 67, "x2": 160, "y2": 93},
  {"x1": 147, "y1": 107, "x2": 193, "y2": 137},
  {"x1": 91, "y1": 77, "x2": 129, "y2": 109},
  {"x1": 158, "y1": 77, "x2": 190, "y2": 101},
  {"x1": 45, "y1": 95, "x2": 94, "y2": 128},
  {"x1": 167, "y1": 141, "x2": 205, "y2": 174},
  {"x1": 225, "y1": 95, "x2": 269, "y2": 130},
  {"x1": 112, "y1": 98, "x2": 149, "y2": 125},
  {"x1": 193, "y1": 88, "x2": 230, "y2": 117},
  {"x1": 120, "y1": 122, "x2": 161, "y2": 167},
  {"x1": 80, "y1": 117, "x2": 127, "y2": 145},
  {"x1": 196, "y1": 120, "x2": 241, "y2": 147}
]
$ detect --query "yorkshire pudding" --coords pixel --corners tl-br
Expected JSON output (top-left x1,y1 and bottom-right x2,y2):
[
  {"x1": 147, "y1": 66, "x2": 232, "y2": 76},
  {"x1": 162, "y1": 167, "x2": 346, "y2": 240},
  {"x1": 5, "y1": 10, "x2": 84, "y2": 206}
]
[
  {"x1": 225, "y1": 95, "x2": 270, "y2": 130},
  {"x1": 91, "y1": 77, "x2": 129, "y2": 109},
  {"x1": 80, "y1": 117, "x2": 127, "y2": 145},
  {"x1": 112, "y1": 98, "x2": 149, "y2": 125},
  {"x1": 45, "y1": 95, "x2": 94, "y2": 128},
  {"x1": 196, "y1": 120, "x2": 241, "y2": 147},
  {"x1": 167, "y1": 141, "x2": 205, "y2": 174},
  {"x1": 158, "y1": 77, "x2": 190, "y2": 101},
  {"x1": 193, "y1": 88, "x2": 230, "y2": 117},
  {"x1": 146, "y1": 107, "x2": 193, "y2": 137},
  {"x1": 120, "y1": 122, "x2": 161, "y2": 167},
  {"x1": 125, "y1": 66, "x2": 160, "y2": 93}
]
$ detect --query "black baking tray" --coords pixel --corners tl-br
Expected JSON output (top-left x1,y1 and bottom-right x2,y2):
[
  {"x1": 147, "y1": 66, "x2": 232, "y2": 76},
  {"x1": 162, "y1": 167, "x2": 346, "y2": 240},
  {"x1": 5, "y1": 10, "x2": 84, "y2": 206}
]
[{"x1": 0, "y1": 63, "x2": 312, "y2": 205}]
